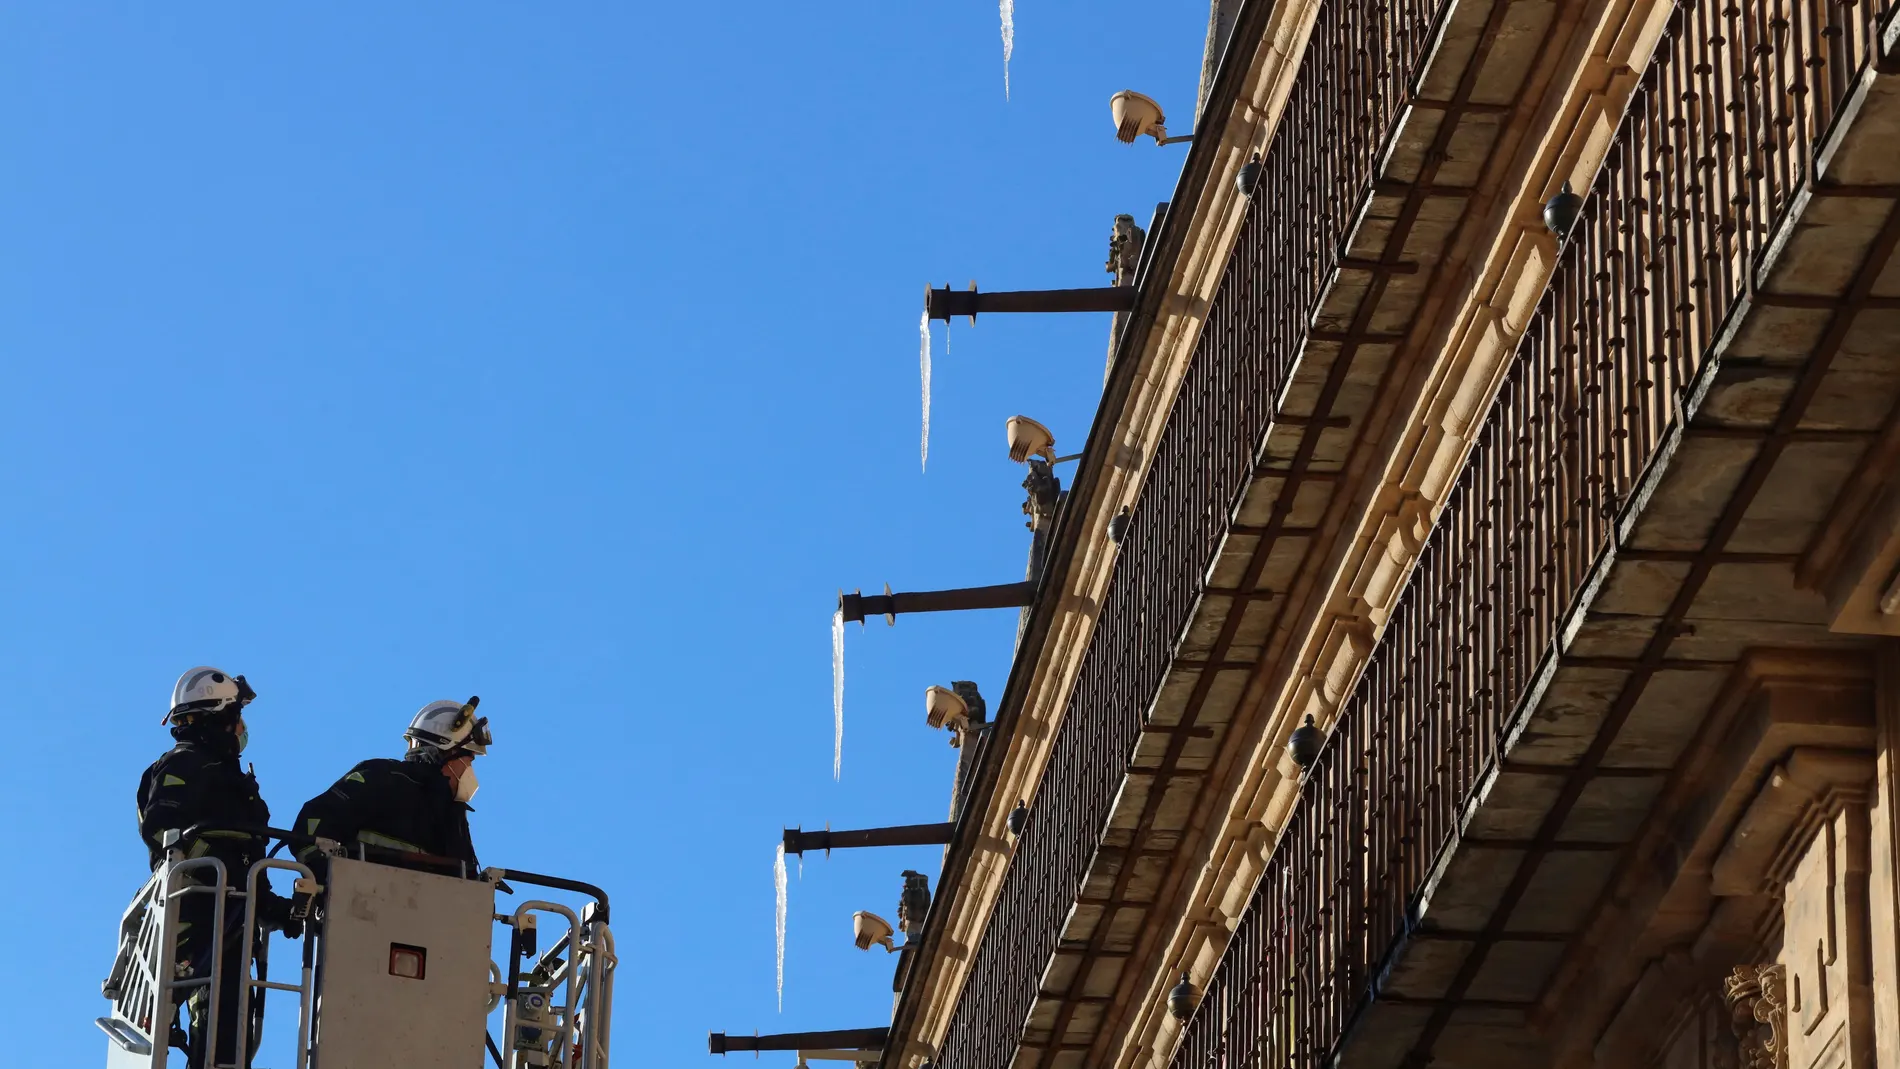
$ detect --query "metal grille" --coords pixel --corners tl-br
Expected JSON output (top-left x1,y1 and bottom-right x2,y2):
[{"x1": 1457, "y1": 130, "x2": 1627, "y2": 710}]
[
  {"x1": 1168, "y1": 2, "x2": 1894, "y2": 1068},
  {"x1": 930, "y1": 2, "x2": 1453, "y2": 1067}
]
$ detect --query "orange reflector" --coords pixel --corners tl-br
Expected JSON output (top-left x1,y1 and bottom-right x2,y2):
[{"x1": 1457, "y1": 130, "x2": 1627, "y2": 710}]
[{"x1": 389, "y1": 943, "x2": 427, "y2": 980}]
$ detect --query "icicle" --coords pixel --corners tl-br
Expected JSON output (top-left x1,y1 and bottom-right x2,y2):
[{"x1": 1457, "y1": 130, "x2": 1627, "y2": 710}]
[
  {"x1": 1000, "y1": 0, "x2": 1015, "y2": 100},
  {"x1": 920, "y1": 311, "x2": 932, "y2": 473},
  {"x1": 774, "y1": 843, "x2": 789, "y2": 1012},
  {"x1": 832, "y1": 609, "x2": 845, "y2": 780}
]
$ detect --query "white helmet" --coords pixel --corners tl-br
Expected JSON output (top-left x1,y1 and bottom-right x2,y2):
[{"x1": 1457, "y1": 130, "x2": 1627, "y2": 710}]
[
  {"x1": 169, "y1": 666, "x2": 255, "y2": 721},
  {"x1": 405, "y1": 696, "x2": 491, "y2": 757}
]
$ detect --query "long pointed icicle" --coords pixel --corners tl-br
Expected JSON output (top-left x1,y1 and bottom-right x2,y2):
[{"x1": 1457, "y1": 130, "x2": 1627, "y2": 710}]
[
  {"x1": 920, "y1": 311, "x2": 932, "y2": 473},
  {"x1": 832, "y1": 609, "x2": 845, "y2": 780},
  {"x1": 774, "y1": 843, "x2": 789, "y2": 1012},
  {"x1": 1000, "y1": 0, "x2": 1015, "y2": 100}
]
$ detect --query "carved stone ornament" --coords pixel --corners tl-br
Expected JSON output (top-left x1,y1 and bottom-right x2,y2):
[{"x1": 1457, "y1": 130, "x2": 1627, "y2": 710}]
[
  {"x1": 1105, "y1": 214, "x2": 1146, "y2": 280},
  {"x1": 1723, "y1": 964, "x2": 1787, "y2": 1069}
]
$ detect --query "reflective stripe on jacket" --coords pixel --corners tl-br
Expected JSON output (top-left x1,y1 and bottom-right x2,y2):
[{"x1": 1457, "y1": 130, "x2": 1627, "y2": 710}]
[
  {"x1": 136, "y1": 739, "x2": 270, "y2": 872},
  {"x1": 293, "y1": 756, "x2": 477, "y2": 869}
]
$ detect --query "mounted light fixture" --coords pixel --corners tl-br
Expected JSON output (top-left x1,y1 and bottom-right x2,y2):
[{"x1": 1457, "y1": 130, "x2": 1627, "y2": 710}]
[
  {"x1": 1009, "y1": 416, "x2": 1079, "y2": 484},
  {"x1": 925, "y1": 685, "x2": 971, "y2": 736},
  {"x1": 1006, "y1": 799, "x2": 1029, "y2": 838},
  {"x1": 1007, "y1": 416, "x2": 1057, "y2": 464},
  {"x1": 1108, "y1": 505, "x2": 1133, "y2": 545},
  {"x1": 853, "y1": 911, "x2": 897, "y2": 952},
  {"x1": 1111, "y1": 90, "x2": 1195, "y2": 146}
]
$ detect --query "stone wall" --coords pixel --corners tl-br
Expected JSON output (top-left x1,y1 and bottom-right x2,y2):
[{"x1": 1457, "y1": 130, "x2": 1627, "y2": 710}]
[{"x1": 1617, "y1": 662, "x2": 1899, "y2": 1069}]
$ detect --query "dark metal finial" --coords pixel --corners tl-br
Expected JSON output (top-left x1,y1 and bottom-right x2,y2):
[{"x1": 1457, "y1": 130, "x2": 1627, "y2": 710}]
[
  {"x1": 1236, "y1": 153, "x2": 1263, "y2": 197},
  {"x1": 1168, "y1": 972, "x2": 1196, "y2": 1021},
  {"x1": 1007, "y1": 799, "x2": 1029, "y2": 837},
  {"x1": 1542, "y1": 179, "x2": 1584, "y2": 238},
  {"x1": 1288, "y1": 713, "x2": 1324, "y2": 771}
]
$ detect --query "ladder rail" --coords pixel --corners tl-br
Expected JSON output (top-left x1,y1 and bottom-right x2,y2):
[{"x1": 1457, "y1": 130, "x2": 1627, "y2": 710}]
[
  {"x1": 502, "y1": 901, "x2": 584, "y2": 1069},
  {"x1": 170, "y1": 858, "x2": 232, "y2": 1069},
  {"x1": 233, "y1": 857, "x2": 318, "y2": 1069},
  {"x1": 96, "y1": 856, "x2": 231, "y2": 1067},
  {"x1": 582, "y1": 922, "x2": 618, "y2": 1067},
  {"x1": 98, "y1": 868, "x2": 167, "y2": 1060}
]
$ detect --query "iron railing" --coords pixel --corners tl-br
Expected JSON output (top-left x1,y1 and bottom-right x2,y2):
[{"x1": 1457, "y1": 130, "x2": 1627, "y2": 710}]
[
  {"x1": 1170, "y1": 1, "x2": 1896, "y2": 1068},
  {"x1": 928, "y1": 1, "x2": 1457, "y2": 1068}
]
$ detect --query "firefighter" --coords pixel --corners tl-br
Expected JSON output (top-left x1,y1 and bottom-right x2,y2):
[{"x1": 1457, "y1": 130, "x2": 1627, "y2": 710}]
[
  {"x1": 137, "y1": 666, "x2": 295, "y2": 1068},
  {"x1": 294, "y1": 697, "x2": 489, "y2": 873}
]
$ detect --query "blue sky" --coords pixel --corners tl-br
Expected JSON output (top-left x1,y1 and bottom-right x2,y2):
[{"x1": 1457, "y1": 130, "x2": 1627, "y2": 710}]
[{"x1": 0, "y1": 3, "x2": 1204, "y2": 1058}]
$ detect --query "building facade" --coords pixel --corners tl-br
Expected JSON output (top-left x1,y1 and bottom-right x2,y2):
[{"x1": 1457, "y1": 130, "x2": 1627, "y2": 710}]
[{"x1": 871, "y1": 2, "x2": 1900, "y2": 1069}]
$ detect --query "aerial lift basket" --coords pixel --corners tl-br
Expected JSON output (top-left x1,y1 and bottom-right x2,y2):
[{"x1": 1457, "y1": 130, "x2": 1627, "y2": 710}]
[{"x1": 98, "y1": 826, "x2": 616, "y2": 1069}]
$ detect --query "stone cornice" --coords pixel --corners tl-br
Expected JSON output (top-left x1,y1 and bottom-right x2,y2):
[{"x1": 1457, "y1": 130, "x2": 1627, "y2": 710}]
[
  {"x1": 1102, "y1": 0, "x2": 1694, "y2": 1066},
  {"x1": 879, "y1": 0, "x2": 1328, "y2": 1062},
  {"x1": 1559, "y1": 649, "x2": 1877, "y2": 1068}
]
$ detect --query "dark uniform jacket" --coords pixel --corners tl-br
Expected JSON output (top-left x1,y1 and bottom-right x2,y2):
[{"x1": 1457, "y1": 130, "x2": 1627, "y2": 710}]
[
  {"x1": 293, "y1": 756, "x2": 477, "y2": 870},
  {"x1": 136, "y1": 732, "x2": 271, "y2": 876}
]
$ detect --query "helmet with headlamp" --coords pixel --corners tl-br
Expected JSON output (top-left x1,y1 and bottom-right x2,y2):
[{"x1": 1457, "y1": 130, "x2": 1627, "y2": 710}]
[
  {"x1": 168, "y1": 666, "x2": 256, "y2": 722},
  {"x1": 404, "y1": 696, "x2": 491, "y2": 758}
]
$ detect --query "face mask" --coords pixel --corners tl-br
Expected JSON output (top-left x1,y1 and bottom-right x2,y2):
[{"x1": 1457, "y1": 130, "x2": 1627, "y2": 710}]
[
  {"x1": 453, "y1": 764, "x2": 479, "y2": 803},
  {"x1": 236, "y1": 720, "x2": 250, "y2": 754}
]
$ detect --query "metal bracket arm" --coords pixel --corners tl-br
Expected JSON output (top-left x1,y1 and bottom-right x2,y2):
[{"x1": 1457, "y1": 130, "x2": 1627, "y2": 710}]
[
  {"x1": 925, "y1": 283, "x2": 1139, "y2": 323},
  {"x1": 782, "y1": 823, "x2": 957, "y2": 857},
  {"x1": 709, "y1": 1029, "x2": 891, "y2": 1055},
  {"x1": 838, "y1": 582, "x2": 1035, "y2": 625}
]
